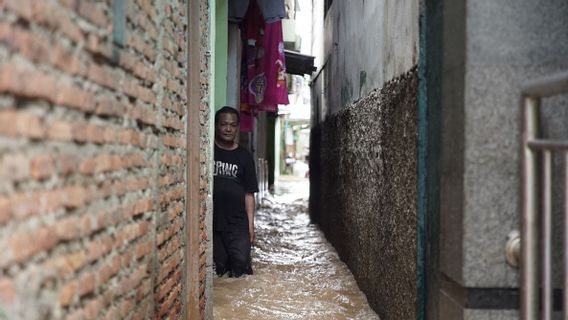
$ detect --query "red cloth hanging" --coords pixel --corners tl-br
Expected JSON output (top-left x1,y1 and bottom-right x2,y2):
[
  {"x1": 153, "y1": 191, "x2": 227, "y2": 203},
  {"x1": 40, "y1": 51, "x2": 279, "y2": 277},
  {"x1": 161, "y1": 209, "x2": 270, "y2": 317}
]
[
  {"x1": 241, "y1": 1, "x2": 289, "y2": 108},
  {"x1": 240, "y1": 111, "x2": 255, "y2": 132}
]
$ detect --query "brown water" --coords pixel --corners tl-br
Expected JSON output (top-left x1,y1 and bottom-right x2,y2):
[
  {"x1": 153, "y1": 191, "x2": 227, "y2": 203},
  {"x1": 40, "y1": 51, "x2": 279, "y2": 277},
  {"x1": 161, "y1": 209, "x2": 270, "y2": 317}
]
[{"x1": 213, "y1": 179, "x2": 380, "y2": 320}]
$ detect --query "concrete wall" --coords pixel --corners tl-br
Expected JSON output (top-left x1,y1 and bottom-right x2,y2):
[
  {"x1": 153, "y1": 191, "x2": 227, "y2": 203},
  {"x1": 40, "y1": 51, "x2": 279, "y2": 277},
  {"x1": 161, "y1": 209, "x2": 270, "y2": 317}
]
[
  {"x1": 198, "y1": 0, "x2": 214, "y2": 317},
  {"x1": 438, "y1": 0, "x2": 568, "y2": 318},
  {"x1": 316, "y1": 0, "x2": 418, "y2": 117},
  {"x1": 0, "y1": 0, "x2": 212, "y2": 319},
  {"x1": 310, "y1": 1, "x2": 419, "y2": 319},
  {"x1": 311, "y1": 70, "x2": 418, "y2": 319}
]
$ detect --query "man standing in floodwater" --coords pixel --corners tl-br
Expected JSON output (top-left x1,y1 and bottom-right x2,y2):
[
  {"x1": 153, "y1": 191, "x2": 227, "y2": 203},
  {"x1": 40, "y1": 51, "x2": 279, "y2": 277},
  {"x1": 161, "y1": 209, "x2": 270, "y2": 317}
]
[{"x1": 213, "y1": 106, "x2": 259, "y2": 277}]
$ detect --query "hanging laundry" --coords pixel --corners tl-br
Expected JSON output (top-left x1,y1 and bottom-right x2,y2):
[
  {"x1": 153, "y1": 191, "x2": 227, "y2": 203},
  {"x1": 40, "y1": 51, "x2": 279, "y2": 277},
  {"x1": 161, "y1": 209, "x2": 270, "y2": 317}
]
[
  {"x1": 239, "y1": 103, "x2": 255, "y2": 132},
  {"x1": 256, "y1": 104, "x2": 278, "y2": 113},
  {"x1": 229, "y1": 0, "x2": 249, "y2": 22},
  {"x1": 240, "y1": 111, "x2": 255, "y2": 132},
  {"x1": 241, "y1": 0, "x2": 289, "y2": 109},
  {"x1": 259, "y1": 20, "x2": 288, "y2": 105},
  {"x1": 230, "y1": 0, "x2": 285, "y2": 23},
  {"x1": 256, "y1": 0, "x2": 286, "y2": 22}
]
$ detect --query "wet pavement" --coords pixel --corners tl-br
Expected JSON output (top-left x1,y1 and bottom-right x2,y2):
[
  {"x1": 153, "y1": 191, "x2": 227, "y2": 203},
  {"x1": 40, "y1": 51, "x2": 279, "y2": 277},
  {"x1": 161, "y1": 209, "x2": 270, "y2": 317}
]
[{"x1": 213, "y1": 178, "x2": 380, "y2": 320}]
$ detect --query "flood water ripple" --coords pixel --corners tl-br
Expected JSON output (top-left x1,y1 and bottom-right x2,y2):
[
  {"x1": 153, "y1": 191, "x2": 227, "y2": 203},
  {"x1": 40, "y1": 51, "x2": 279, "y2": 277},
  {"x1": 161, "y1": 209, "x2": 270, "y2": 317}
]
[{"x1": 213, "y1": 180, "x2": 380, "y2": 320}]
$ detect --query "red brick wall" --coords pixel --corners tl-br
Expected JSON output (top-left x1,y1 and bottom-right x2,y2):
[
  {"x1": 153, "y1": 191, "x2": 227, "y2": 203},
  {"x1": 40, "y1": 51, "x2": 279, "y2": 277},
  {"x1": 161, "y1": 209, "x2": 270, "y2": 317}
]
[{"x1": 0, "y1": 1, "x2": 201, "y2": 319}]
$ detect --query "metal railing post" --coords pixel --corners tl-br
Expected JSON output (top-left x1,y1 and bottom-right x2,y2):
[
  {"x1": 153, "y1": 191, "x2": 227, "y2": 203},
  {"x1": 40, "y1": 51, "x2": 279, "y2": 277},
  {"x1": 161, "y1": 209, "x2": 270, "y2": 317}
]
[
  {"x1": 520, "y1": 70, "x2": 568, "y2": 319},
  {"x1": 521, "y1": 96, "x2": 540, "y2": 320},
  {"x1": 542, "y1": 150, "x2": 553, "y2": 320}
]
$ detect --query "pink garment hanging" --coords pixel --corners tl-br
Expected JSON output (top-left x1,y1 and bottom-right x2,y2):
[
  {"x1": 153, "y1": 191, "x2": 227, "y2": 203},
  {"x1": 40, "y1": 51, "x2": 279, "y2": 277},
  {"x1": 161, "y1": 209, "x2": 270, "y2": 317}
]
[
  {"x1": 260, "y1": 20, "x2": 288, "y2": 106},
  {"x1": 240, "y1": 111, "x2": 255, "y2": 132},
  {"x1": 256, "y1": 104, "x2": 278, "y2": 113},
  {"x1": 241, "y1": 2, "x2": 288, "y2": 108}
]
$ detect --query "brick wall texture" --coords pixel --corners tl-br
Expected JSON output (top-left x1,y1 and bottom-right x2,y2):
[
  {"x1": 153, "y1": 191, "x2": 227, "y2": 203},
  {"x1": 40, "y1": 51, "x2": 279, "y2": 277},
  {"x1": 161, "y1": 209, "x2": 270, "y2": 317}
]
[{"x1": 0, "y1": 0, "x2": 208, "y2": 319}]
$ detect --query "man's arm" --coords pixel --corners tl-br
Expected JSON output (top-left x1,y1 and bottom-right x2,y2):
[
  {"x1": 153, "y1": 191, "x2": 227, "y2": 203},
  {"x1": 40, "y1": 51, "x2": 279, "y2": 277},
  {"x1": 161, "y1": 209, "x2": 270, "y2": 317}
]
[{"x1": 245, "y1": 193, "x2": 255, "y2": 243}]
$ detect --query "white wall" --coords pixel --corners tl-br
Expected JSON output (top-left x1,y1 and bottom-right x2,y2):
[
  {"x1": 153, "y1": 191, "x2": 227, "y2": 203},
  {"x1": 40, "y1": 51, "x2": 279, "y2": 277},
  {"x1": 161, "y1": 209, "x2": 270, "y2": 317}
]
[{"x1": 313, "y1": 0, "x2": 419, "y2": 117}]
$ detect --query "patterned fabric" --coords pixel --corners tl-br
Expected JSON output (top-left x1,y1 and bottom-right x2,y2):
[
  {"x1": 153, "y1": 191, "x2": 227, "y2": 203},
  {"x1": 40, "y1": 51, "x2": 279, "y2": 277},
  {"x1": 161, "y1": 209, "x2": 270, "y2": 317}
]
[{"x1": 240, "y1": 0, "x2": 289, "y2": 111}]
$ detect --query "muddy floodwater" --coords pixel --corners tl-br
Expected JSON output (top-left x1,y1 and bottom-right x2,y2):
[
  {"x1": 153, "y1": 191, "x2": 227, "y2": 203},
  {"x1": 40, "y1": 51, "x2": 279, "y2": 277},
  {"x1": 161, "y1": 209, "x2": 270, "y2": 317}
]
[{"x1": 213, "y1": 179, "x2": 380, "y2": 320}]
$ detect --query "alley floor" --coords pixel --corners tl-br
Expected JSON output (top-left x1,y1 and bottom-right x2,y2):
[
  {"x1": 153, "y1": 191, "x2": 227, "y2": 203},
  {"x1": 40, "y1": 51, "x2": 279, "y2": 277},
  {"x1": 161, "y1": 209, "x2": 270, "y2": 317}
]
[{"x1": 213, "y1": 178, "x2": 380, "y2": 320}]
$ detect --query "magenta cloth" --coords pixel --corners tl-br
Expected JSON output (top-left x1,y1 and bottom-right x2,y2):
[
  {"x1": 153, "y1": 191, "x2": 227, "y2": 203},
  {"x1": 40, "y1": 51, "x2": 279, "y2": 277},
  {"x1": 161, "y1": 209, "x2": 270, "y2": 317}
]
[
  {"x1": 241, "y1": 3, "x2": 288, "y2": 108},
  {"x1": 240, "y1": 112, "x2": 255, "y2": 132},
  {"x1": 259, "y1": 20, "x2": 288, "y2": 106},
  {"x1": 256, "y1": 104, "x2": 278, "y2": 113}
]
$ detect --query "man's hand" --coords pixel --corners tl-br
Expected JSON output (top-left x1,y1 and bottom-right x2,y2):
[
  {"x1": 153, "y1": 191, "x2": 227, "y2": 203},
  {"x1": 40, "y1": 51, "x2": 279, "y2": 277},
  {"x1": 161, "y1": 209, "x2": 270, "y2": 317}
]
[{"x1": 249, "y1": 224, "x2": 255, "y2": 244}]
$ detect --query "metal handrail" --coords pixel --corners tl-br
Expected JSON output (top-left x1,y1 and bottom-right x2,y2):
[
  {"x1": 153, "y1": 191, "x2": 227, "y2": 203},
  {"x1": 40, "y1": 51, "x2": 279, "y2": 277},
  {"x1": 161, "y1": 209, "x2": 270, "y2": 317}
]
[
  {"x1": 521, "y1": 70, "x2": 568, "y2": 320},
  {"x1": 527, "y1": 140, "x2": 568, "y2": 150},
  {"x1": 521, "y1": 70, "x2": 568, "y2": 97}
]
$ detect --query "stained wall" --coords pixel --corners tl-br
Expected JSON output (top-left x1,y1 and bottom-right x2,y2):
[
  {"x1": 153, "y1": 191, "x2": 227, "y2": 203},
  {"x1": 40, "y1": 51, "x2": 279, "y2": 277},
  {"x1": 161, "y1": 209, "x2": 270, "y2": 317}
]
[{"x1": 310, "y1": 1, "x2": 419, "y2": 319}]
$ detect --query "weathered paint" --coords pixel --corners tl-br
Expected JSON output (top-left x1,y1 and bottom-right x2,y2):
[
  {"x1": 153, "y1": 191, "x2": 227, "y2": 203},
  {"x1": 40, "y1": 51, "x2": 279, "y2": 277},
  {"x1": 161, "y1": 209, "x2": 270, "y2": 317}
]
[
  {"x1": 320, "y1": 0, "x2": 419, "y2": 115},
  {"x1": 359, "y1": 70, "x2": 367, "y2": 99},
  {"x1": 341, "y1": 81, "x2": 353, "y2": 109}
]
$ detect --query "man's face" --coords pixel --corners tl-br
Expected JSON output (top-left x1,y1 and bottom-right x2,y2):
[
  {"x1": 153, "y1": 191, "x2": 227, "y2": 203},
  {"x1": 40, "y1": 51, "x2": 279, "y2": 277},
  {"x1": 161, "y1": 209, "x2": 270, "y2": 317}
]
[{"x1": 215, "y1": 112, "x2": 239, "y2": 143}]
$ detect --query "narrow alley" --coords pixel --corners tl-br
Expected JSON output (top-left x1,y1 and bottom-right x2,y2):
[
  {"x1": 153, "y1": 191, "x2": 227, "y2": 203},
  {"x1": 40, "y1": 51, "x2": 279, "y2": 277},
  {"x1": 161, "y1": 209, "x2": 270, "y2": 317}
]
[{"x1": 213, "y1": 179, "x2": 380, "y2": 320}]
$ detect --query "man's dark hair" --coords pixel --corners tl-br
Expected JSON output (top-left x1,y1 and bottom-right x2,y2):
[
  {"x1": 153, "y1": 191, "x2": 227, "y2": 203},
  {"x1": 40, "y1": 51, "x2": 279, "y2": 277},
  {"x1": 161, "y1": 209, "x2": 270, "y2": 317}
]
[{"x1": 215, "y1": 106, "x2": 240, "y2": 124}]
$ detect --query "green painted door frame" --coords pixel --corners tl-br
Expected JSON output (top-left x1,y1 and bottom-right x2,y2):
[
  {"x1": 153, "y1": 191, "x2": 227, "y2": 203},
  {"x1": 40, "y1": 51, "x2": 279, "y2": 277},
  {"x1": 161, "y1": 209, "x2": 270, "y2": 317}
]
[{"x1": 417, "y1": 0, "x2": 442, "y2": 319}]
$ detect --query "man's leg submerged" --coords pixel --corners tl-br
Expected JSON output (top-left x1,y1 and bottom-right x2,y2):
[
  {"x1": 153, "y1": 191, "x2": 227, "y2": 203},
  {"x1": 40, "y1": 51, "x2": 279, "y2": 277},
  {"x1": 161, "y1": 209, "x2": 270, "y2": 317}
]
[
  {"x1": 213, "y1": 230, "x2": 229, "y2": 276},
  {"x1": 226, "y1": 229, "x2": 252, "y2": 277}
]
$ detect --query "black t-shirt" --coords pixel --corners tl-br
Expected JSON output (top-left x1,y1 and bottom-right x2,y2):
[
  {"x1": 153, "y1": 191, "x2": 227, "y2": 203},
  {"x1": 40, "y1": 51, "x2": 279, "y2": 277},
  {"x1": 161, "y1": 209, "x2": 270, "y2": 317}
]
[{"x1": 213, "y1": 144, "x2": 259, "y2": 231}]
